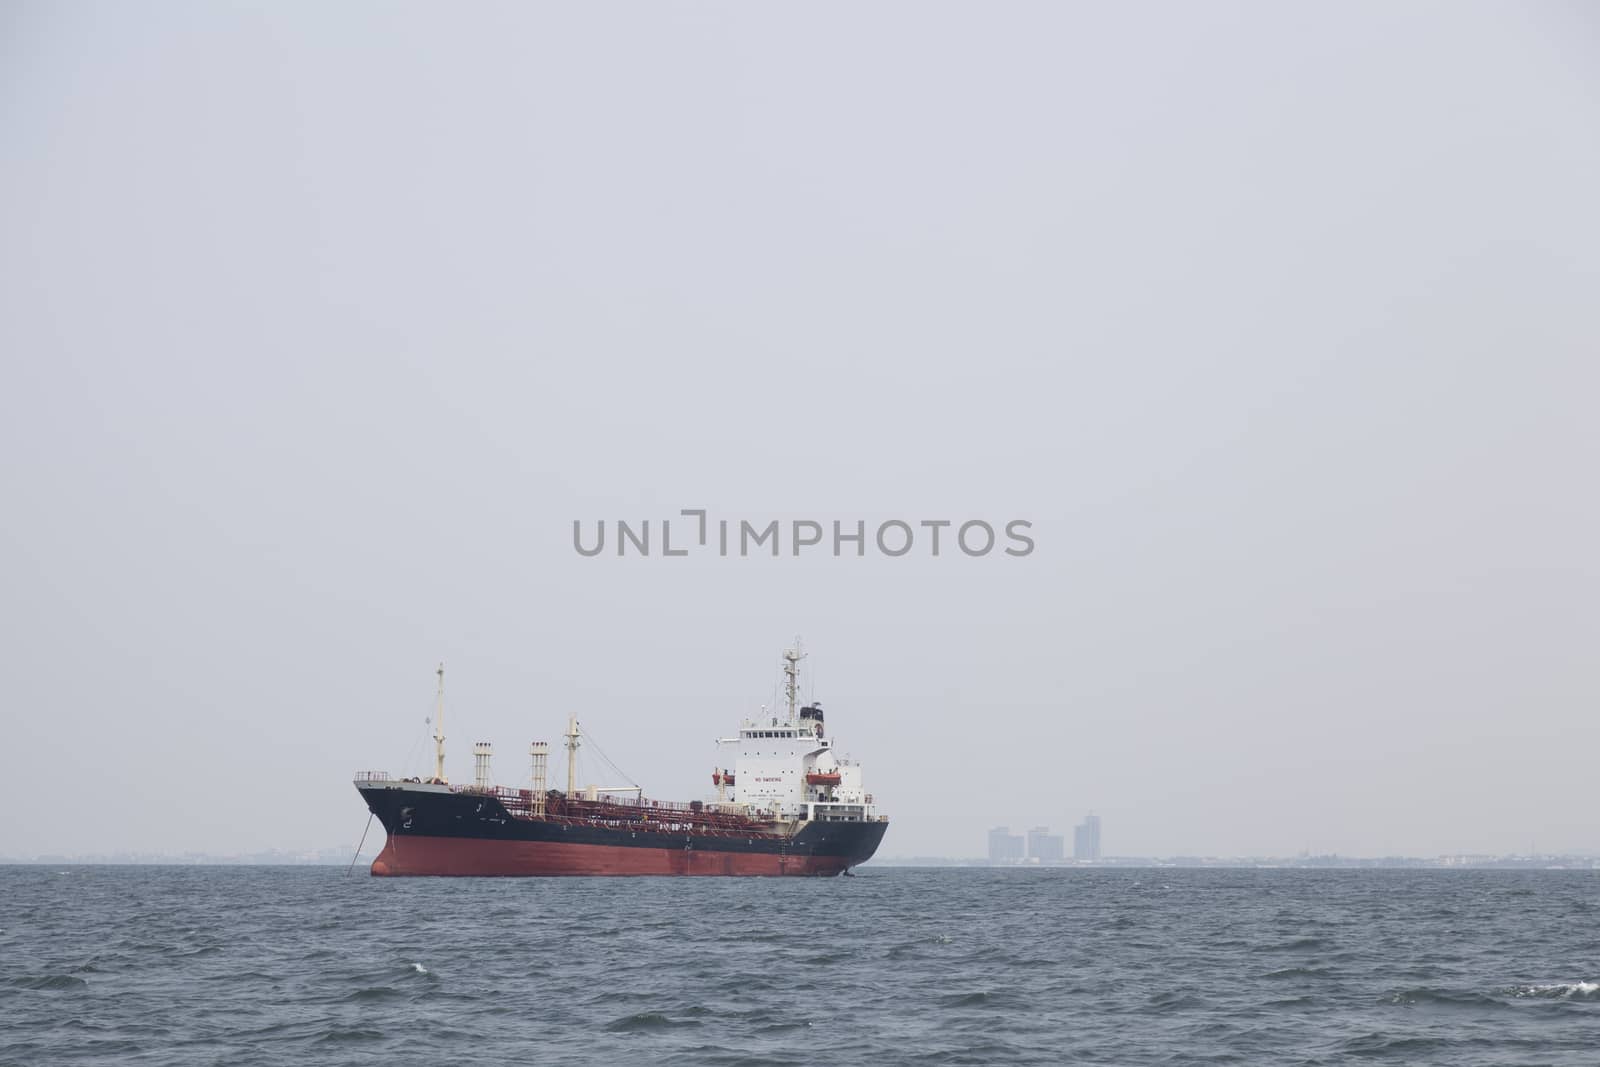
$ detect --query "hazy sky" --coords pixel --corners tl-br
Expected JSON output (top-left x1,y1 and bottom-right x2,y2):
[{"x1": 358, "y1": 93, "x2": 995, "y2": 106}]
[{"x1": 2, "y1": 2, "x2": 1596, "y2": 860}]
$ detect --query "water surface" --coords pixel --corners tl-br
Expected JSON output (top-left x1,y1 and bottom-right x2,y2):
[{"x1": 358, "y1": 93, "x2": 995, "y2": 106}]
[{"x1": 3, "y1": 866, "x2": 1598, "y2": 1064}]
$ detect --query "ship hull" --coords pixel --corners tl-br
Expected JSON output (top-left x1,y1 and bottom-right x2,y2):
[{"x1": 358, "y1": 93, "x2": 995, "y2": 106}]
[
  {"x1": 369, "y1": 835, "x2": 864, "y2": 877},
  {"x1": 357, "y1": 784, "x2": 888, "y2": 877}
]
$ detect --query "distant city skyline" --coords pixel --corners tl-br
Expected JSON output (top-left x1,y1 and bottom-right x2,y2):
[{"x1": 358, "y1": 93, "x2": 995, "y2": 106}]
[
  {"x1": 1028, "y1": 827, "x2": 1065, "y2": 864},
  {"x1": 987, "y1": 826, "x2": 1025, "y2": 864},
  {"x1": 988, "y1": 818, "x2": 1089, "y2": 864},
  {"x1": 1075, "y1": 814, "x2": 1103, "y2": 862}
]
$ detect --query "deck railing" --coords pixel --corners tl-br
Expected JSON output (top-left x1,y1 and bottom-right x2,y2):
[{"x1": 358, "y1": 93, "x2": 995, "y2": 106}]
[
  {"x1": 372, "y1": 778, "x2": 888, "y2": 831},
  {"x1": 449, "y1": 785, "x2": 792, "y2": 837}
]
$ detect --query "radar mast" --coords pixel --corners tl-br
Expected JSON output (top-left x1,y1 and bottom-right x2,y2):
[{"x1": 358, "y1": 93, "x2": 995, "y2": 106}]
[
  {"x1": 432, "y1": 663, "x2": 447, "y2": 783},
  {"x1": 782, "y1": 638, "x2": 805, "y2": 722}
]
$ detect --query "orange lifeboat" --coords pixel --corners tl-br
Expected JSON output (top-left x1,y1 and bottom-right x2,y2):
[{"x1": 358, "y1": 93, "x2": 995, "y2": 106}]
[
  {"x1": 712, "y1": 770, "x2": 735, "y2": 786},
  {"x1": 806, "y1": 771, "x2": 842, "y2": 787}
]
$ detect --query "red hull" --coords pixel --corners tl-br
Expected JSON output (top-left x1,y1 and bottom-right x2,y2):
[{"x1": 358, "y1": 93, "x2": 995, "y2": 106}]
[{"x1": 370, "y1": 835, "x2": 852, "y2": 877}]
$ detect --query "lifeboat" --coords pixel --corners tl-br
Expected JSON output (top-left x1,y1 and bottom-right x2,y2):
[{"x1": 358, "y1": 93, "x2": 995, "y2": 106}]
[
  {"x1": 712, "y1": 770, "x2": 735, "y2": 786},
  {"x1": 806, "y1": 771, "x2": 842, "y2": 787}
]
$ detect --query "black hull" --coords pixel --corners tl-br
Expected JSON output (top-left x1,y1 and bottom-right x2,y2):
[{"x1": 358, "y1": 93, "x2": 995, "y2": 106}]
[{"x1": 356, "y1": 784, "x2": 888, "y2": 876}]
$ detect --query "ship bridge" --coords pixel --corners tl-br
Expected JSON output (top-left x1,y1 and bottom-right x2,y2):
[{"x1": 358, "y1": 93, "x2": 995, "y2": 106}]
[{"x1": 712, "y1": 643, "x2": 875, "y2": 823}]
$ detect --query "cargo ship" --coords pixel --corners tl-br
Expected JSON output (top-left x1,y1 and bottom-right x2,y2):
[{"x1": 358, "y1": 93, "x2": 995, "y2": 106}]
[{"x1": 353, "y1": 643, "x2": 888, "y2": 876}]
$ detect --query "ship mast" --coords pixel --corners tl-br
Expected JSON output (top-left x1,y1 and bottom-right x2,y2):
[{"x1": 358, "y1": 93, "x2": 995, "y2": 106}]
[
  {"x1": 432, "y1": 663, "x2": 447, "y2": 784},
  {"x1": 564, "y1": 714, "x2": 581, "y2": 795},
  {"x1": 782, "y1": 639, "x2": 804, "y2": 722}
]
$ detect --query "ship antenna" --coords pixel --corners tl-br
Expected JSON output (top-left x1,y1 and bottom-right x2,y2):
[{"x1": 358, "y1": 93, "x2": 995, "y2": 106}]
[
  {"x1": 782, "y1": 638, "x2": 805, "y2": 722},
  {"x1": 432, "y1": 663, "x2": 448, "y2": 784}
]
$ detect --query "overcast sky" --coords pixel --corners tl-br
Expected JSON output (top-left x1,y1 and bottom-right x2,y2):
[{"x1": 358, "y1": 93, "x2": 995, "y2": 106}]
[{"x1": 2, "y1": 1, "x2": 1596, "y2": 860}]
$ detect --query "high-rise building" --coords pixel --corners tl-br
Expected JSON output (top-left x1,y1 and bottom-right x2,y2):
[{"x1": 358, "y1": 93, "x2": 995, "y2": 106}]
[
  {"x1": 1027, "y1": 826, "x2": 1064, "y2": 863},
  {"x1": 987, "y1": 826, "x2": 1025, "y2": 863},
  {"x1": 1073, "y1": 813, "x2": 1102, "y2": 861}
]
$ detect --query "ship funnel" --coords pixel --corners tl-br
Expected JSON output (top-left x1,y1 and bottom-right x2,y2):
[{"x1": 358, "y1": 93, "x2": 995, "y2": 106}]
[
  {"x1": 473, "y1": 741, "x2": 493, "y2": 789},
  {"x1": 800, "y1": 702, "x2": 825, "y2": 737}
]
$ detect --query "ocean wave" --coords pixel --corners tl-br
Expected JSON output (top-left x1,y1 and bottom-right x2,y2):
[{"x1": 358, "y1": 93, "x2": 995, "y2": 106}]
[
  {"x1": 938, "y1": 990, "x2": 1026, "y2": 1009},
  {"x1": 173, "y1": 945, "x2": 221, "y2": 959},
  {"x1": 1262, "y1": 966, "x2": 1336, "y2": 980},
  {"x1": 910, "y1": 1039, "x2": 1034, "y2": 1063},
  {"x1": 754, "y1": 1020, "x2": 812, "y2": 1035},
  {"x1": 1506, "y1": 981, "x2": 1600, "y2": 1000},
  {"x1": 313, "y1": 1026, "x2": 385, "y2": 1044},
  {"x1": 1387, "y1": 988, "x2": 1504, "y2": 1009},
  {"x1": 342, "y1": 986, "x2": 402, "y2": 1003},
  {"x1": 605, "y1": 1011, "x2": 702, "y2": 1032},
  {"x1": 1340, "y1": 1032, "x2": 1450, "y2": 1055},
  {"x1": 8, "y1": 974, "x2": 88, "y2": 992},
  {"x1": 1145, "y1": 991, "x2": 1213, "y2": 1011},
  {"x1": 1264, "y1": 995, "x2": 1318, "y2": 1008},
  {"x1": 1255, "y1": 936, "x2": 1332, "y2": 953}
]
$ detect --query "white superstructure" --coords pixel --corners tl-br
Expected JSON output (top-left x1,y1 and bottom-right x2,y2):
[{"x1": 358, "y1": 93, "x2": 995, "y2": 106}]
[{"x1": 713, "y1": 641, "x2": 875, "y2": 823}]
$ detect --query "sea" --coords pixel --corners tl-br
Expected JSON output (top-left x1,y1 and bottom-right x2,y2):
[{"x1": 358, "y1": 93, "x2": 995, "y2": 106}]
[{"x1": 2, "y1": 865, "x2": 1598, "y2": 1065}]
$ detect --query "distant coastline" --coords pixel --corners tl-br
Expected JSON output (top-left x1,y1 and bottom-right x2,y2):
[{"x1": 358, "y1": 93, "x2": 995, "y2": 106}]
[
  {"x1": 873, "y1": 854, "x2": 1600, "y2": 870},
  {"x1": 4, "y1": 850, "x2": 1597, "y2": 870},
  {"x1": 0, "y1": 848, "x2": 373, "y2": 867}
]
